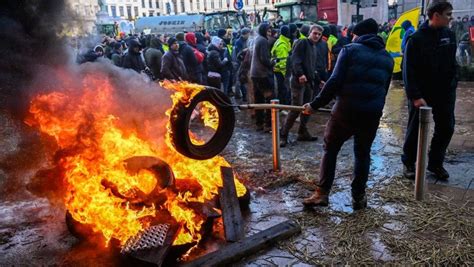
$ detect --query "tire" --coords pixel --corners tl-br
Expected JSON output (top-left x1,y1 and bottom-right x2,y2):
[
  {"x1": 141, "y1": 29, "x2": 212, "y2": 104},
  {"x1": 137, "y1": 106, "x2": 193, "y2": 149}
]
[{"x1": 170, "y1": 88, "x2": 235, "y2": 160}]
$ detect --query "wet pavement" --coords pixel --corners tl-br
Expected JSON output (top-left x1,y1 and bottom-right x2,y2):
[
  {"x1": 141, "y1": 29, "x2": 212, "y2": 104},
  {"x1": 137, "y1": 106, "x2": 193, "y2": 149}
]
[{"x1": 0, "y1": 82, "x2": 473, "y2": 265}]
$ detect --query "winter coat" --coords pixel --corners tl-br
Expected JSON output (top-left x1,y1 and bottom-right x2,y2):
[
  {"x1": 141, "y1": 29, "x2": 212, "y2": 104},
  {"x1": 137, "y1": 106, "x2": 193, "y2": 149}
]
[
  {"x1": 122, "y1": 41, "x2": 146, "y2": 73},
  {"x1": 250, "y1": 23, "x2": 274, "y2": 78},
  {"x1": 206, "y1": 44, "x2": 227, "y2": 74},
  {"x1": 271, "y1": 34, "x2": 291, "y2": 76},
  {"x1": 110, "y1": 50, "x2": 123, "y2": 66},
  {"x1": 290, "y1": 38, "x2": 319, "y2": 87},
  {"x1": 315, "y1": 39, "x2": 329, "y2": 73},
  {"x1": 232, "y1": 37, "x2": 248, "y2": 62},
  {"x1": 403, "y1": 21, "x2": 457, "y2": 101},
  {"x1": 310, "y1": 34, "x2": 394, "y2": 115},
  {"x1": 144, "y1": 38, "x2": 163, "y2": 79},
  {"x1": 161, "y1": 50, "x2": 187, "y2": 81},
  {"x1": 179, "y1": 42, "x2": 201, "y2": 83}
]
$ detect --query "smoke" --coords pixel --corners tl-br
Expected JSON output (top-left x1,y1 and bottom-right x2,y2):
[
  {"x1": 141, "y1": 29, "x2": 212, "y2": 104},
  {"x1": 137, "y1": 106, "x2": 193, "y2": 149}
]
[
  {"x1": 0, "y1": 0, "x2": 71, "y2": 117},
  {"x1": 0, "y1": 0, "x2": 174, "y2": 197}
]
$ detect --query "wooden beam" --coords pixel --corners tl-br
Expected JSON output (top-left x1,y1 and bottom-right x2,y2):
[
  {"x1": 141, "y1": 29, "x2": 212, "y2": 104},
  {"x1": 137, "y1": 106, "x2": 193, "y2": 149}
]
[
  {"x1": 180, "y1": 220, "x2": 301, "y2": 267},
  {"x1": 219, "y1": 166, "x2": 244, "y2": 242}
]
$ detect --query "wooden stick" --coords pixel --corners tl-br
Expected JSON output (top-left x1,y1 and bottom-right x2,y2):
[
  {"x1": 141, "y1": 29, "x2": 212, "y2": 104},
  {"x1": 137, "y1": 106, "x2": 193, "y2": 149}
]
[
  {"x1": 239, "y1": 104, "x2": 331, "y2": 113},
  {"x1": 180, "y1": 220, "x2": 301, "y2": 267},
  {"x1": 219, "y1": 167, "x2": 244, "y2": 242}
]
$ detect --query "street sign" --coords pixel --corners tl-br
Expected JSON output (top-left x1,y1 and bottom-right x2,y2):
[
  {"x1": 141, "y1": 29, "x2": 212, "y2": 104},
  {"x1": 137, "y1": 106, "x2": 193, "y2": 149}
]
[
  {"x1": 352, "y1": 14, "x2": 363, "y2": 23},
  {"x1": 234, "y1": 0, "x2": 243, "y2": 10}
]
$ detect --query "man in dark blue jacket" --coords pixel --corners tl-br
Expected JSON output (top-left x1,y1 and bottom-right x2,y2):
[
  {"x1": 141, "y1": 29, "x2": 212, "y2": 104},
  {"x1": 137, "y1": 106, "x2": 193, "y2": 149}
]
[
  {"x1": 301, "y1": 18, "x2": 394, "y2": 210},
  {"x1": 401, "y1": 1, "x2": 457, "y2": 180}
]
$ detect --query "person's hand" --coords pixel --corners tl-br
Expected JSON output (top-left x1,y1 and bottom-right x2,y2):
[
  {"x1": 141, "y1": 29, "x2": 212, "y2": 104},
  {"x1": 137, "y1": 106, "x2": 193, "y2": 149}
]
[
  {"x1": 319, "y1": 81, "x2": 326, "y2": 89},
  {"x1": 302, "y1": 103, "x2": 314, "y2": 115},
  {"x1": 413, "y1": 98, "x2": 427, "y2": 108},
  {"x1": 298, "y1": 75, "x2": 307, "y2": 84}
]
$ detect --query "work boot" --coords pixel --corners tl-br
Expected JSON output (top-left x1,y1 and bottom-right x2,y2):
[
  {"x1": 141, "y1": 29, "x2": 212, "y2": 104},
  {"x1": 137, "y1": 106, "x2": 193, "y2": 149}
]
[
  {"x1": 427, "y1": 165, "x2": 449, "y2": 180},
  {"x1": 280, "y1": 135, "x2": 288, "y2": 147},
  {"x1": 302, "y1": 187, "x2": 329, "y2": 207},
  {"x1": 403, "y1": 164, "x2": 415, "y2": 180},
  {"x1": 352, "y1": 194, "x2": 367, "y2": 211},
  {"x1": 297, "y1": 131, "x2": 318, "y2": 142}
]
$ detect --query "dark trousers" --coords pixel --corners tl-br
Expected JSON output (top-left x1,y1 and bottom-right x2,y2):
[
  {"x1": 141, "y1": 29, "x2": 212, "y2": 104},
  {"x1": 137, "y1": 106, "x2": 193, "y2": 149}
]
[
  {"x1": 281, "y1": 81, "x2": 313, "y2": 136},
  {"x1": 401, "y1": 94, "x2": 456, "y2": 167},
  {"x1": 275, "y1": 72, "x2": 289, "y2": 105},
  {"x1": 252, "y1": 77, "x2": 274, "y2": 127},
  {"x1": 318, "y1": 112, "x2": 381, "y2": 197}
]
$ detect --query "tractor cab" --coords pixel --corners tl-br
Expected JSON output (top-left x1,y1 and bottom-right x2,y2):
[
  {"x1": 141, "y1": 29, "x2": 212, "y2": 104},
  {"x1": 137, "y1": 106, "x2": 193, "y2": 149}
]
[{"x1": 274, "y1": 0, "x2": 318, "y2": 24}]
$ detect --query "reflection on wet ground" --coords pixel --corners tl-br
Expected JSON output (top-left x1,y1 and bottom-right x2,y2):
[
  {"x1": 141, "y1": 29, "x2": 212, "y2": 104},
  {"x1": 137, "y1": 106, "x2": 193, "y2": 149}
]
[{"x1": 0, "y1": 82, "x2": 473, "y2": 265}]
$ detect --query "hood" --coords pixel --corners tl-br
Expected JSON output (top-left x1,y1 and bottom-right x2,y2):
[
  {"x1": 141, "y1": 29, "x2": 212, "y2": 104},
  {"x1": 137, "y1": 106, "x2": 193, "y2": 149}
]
[
  {"x1": 258, "y1": 23, "x2": 270, "y2": 38},
  {"x1": 353, "y1": 34, "x2": 385, "y2": 50},
  {"x1": 185, "y1": 32, "x2": 197, "y2": 46},
  {"x1": 150, "y1": 37, "x2": 161, "y2": 49},
  {"x1": 280, "y1": 25, "x2": 291, "y2": 39},
  {"x1": 401, "y1": 20, "x2": 412, "y2": 30},
  {"x1": 128, "y1": 39, "x2": 141, "y2": 54},
  {"x1": 195, "y1": 32, "x2": 206, "y2": 45},
  {"x1": 217, "y1": 28, "x2": 227, "y2": 39}
]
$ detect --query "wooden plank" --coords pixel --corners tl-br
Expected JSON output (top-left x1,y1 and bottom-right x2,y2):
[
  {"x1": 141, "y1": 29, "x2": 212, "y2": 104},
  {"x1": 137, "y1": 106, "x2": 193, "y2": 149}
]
[
  {"x1": 219, "y1": 166, "x2": 244, "y2": 242},
  {"x1": 181, "y1": 220, "x2": 301, "y2": 267}
]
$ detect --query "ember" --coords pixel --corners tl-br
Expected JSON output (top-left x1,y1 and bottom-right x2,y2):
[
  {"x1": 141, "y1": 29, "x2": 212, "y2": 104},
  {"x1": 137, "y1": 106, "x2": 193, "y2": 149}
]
[{"x1": 25, "y1": 73, "x2": 246, "y2": 249}]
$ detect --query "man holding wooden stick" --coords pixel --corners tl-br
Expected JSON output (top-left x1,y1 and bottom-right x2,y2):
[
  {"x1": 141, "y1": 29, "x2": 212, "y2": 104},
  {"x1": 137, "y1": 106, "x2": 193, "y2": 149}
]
[{"x1": 301, "y1": 19, "x2": 394, "y2": 210}]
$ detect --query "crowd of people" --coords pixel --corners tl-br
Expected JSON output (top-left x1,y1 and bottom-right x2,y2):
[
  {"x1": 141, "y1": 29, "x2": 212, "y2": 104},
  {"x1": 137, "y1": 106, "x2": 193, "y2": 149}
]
[{"x1": 75, "y1": 0, "x2": 460, "y2": 210}]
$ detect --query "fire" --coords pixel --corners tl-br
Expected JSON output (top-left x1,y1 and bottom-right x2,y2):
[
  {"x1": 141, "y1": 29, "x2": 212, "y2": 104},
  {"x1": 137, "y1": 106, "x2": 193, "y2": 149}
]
[{"x1": 26, "y1": 74, "x2": 246, "y2": 247}]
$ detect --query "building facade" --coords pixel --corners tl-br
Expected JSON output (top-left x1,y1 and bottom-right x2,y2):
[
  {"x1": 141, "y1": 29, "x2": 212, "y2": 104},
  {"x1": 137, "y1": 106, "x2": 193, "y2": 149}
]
[
  {"x1": 392, "y1": 0, "x2": 473, "y2": 19},
  {"x1": 67, "y1": 0, "x2": 101, "y2": 34}
]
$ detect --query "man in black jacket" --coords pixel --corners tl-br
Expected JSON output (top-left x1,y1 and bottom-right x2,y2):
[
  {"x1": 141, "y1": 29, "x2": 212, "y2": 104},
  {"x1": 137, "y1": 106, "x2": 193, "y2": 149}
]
[
  {"x1": 122, "y1": 39, "x2": 146, "y2": 73},
  {"x1": 280, "y1": 25, "x2": 322, "y2": 147},
  {"x1": 401, "y1": 1, "x2": 457, "y2": 180},
  {"x1": 161, "y1": 37, "x2": 187, "y2": 81},
  {"x1": 301, "y1": 18, "x2": 394, "y2": 210},
  {"x1": 250, "y1": 23, "x2": 275, "y2": 132}
]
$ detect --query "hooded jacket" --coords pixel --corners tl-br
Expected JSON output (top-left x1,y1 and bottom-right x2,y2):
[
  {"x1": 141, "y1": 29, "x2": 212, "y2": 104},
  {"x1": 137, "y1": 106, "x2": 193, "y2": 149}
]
[
  {"x1": 271, "y1": 34, "x2": 291, "y2": 75},
  {"x1": 207, "y1": 43, "x2": 227, "y2": 74},
  {"x1": 144, "y1": 37, "x2": 163, "y2": 79},
  {"x1": 310, "y1": 34, "x2": 394, "y2": 115},
  {"x1": 291, "y1": 37, "x2": 319, "y2": 87},
  {"x1": 250, "y1": 23, "x2": 274, "y2": 78},
  {"x1": 177, "y1": 37, "x2": 200, "y2": 83},
  {"x1": 161, "y1": 49, "x2": 187, "y2": 81},
  {"x1": 402, "y1": 20, "x2": 457, "y2": 101},
  {"x1": 122, "y1": 39, "x2": 146, "y2": 73}
]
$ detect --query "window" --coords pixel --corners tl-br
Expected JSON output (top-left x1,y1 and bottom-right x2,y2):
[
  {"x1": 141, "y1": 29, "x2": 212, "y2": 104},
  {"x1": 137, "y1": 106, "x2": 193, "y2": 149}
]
[
  {"x1": 134, "y1": 6, "x2": 139, "y2": 17},
  {"x1": 245, "y1": 0, "x2": 249, "y2": 5},
  {"x1": 119, "y1": 6, "x2": 124, "y2": 16},
  {"x1": 211, "y1": 1, "x2": 214, "y2": 9},
  {"x1": 143, "y1": 12, "x2": 146, "y2": 17},
  {"x1": 111, "y1": 6, "x2": 117, "y2": 17},
  {"x1": 172, "y1": 0, "x2": 177, "y2": 13},
  {"x1": 180, "y1": 0, "x2": 185, "y2": 12},
  {"x1": 156, "y1": 0, "x2": 159, "y2": 8},
  {"x1": 149, "y1": 10, "x2": 154, "y2": 16},
  {"x1": 197, "y1": 0, "x2": 200, "y2": 10},
  {"x1": 126, "y1": 6, "x2": 132, "y2": 19},
  {"x1": 156, "y1": 12, "x2": 160, "y2": 16},
  {"x1": 149, "y1": 0, "x2": 152, "y2": 8},
  {"x1": 142, "y1": 0, "x2": 145, "y2": 8}
]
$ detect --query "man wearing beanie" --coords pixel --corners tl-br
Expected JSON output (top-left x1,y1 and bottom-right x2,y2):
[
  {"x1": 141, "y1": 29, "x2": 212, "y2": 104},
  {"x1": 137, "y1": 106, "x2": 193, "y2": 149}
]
[
  {"x1": 271, "y1": 25, "x2": 292, "y2": 105},
  {"x1": 280, "y1": 25, "x2": 321, "y2": 147},
  {"x1": 250, "y1": 22, "x2": 275, "y2": 132},
  {"x1": 401, "y1": 1, "x2": 457, "y2": 180},
  {"x1": 161, "y1": 37, "x2": 187, "y2": 81},
  {"x1": 302, "y1": 18, "x2": 394, "y2": 210}
]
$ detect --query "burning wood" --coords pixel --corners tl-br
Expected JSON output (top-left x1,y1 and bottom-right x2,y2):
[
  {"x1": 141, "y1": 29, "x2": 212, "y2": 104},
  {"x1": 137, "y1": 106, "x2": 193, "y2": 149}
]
[{"x1": 25, "y1": 74, "x2": 247, "y2": 255}]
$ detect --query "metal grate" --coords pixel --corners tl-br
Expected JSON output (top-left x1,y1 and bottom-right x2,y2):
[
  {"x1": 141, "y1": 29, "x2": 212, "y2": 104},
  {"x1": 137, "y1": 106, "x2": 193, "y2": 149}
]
[{"x1": 121, "y1": 224, "x2": 170, "y2": 254}]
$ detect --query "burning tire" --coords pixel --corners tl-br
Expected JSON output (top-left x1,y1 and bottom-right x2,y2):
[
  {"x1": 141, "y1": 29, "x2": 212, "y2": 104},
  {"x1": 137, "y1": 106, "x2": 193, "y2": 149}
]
[{"x1": 170, "y1": 88, "x2": 235, "y2": 160}]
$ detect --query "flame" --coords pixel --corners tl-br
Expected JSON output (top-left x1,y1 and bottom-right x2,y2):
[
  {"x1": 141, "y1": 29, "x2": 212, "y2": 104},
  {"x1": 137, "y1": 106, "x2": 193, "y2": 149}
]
[{"x1": 27, "y1": 75, "x2": 246, "y2": 247}]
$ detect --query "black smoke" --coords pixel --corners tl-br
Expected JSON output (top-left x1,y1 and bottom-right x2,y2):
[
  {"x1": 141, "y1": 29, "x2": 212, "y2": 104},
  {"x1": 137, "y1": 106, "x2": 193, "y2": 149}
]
[{"x1": 0, "y1": 0, "x2": 70, "y2": 118}]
